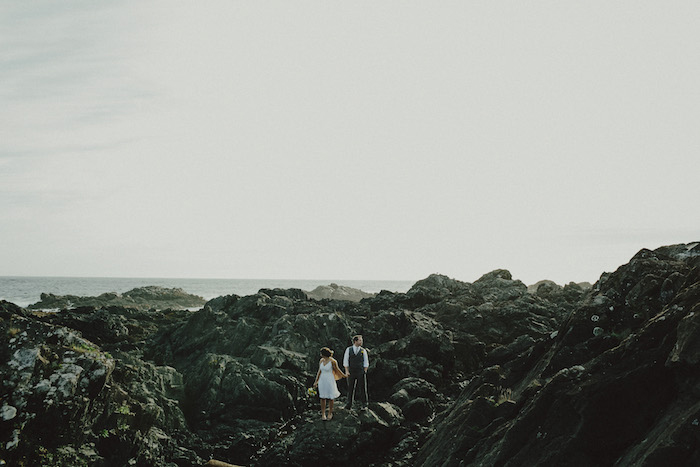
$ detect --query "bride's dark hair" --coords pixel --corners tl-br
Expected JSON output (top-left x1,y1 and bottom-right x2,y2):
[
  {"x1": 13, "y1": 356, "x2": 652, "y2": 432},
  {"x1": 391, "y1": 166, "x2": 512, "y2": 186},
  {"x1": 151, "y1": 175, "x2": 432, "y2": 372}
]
[{"x1": 320, "y1": 347, "x2": 333, "y2": 357}]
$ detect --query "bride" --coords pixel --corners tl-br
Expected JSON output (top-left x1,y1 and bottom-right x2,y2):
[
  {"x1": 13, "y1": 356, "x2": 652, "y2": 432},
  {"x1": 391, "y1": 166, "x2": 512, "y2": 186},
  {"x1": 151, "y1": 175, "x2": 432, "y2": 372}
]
[{"x1": 313, "y1": 347, "x2": 347, "y2": 420}]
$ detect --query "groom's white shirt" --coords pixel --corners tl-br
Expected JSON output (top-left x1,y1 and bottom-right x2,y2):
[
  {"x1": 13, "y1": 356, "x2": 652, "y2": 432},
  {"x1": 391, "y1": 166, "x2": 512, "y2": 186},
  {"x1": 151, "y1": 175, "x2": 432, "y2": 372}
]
[{"x1": 343, "y1": 344, "x2": 369, "y2": 368}]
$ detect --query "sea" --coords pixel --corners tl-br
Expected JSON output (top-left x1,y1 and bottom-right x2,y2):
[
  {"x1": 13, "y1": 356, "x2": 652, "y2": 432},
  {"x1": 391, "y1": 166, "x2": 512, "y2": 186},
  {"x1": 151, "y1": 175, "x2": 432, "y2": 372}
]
[{"x1": 0, "y1": 276, "x2": 415, "y2": 308}]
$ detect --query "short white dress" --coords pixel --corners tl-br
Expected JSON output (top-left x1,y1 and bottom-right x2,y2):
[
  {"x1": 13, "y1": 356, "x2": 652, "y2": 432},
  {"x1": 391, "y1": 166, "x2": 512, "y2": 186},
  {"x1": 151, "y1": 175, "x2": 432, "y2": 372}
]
[{"x1": 317, "y1": 360, "x2": 341, "y2": 400}]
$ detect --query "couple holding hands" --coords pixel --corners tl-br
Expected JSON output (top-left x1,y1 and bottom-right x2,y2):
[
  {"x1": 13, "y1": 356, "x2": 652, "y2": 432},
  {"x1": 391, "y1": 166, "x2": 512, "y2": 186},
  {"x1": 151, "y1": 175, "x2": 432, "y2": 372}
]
[{"x1": 312, "y1": 335, "x2": 369, "y2": 420}]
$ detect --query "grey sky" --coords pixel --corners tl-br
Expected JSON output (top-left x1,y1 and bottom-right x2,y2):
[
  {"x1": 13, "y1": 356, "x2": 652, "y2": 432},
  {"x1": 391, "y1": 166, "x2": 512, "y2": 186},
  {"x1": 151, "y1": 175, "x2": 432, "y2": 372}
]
[{"x1": 1, "y1": 1, "x2": 698, "y2": 285}]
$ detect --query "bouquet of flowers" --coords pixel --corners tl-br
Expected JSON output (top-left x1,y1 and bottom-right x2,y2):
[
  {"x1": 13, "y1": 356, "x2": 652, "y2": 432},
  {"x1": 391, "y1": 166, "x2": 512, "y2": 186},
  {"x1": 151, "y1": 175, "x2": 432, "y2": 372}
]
[{"x1": 307, "y1": 387, "x2": 318, "y2": 397}]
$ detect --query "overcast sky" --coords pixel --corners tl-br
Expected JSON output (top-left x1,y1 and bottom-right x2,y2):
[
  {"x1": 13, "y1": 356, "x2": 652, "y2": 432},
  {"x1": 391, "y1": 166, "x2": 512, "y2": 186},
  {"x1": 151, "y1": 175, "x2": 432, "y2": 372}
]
[{"x1": 1, "y1": 1, "x2": 698, "y2": 285}]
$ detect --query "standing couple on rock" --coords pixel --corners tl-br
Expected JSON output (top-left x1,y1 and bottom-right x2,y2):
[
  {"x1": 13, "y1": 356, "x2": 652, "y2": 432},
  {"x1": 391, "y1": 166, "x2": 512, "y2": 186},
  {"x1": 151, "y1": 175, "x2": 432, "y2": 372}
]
[{"x1": 312, "y1": 335, "x2": 369, "y2": 420}]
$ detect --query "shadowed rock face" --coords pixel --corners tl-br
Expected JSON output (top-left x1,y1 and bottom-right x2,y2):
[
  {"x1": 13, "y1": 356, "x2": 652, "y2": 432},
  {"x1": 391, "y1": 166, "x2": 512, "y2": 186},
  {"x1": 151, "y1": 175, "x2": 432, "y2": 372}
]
[
  {"x1": 416, "y1": 243, "x2": 700, "y2": 467},
  {"x1": 1, "y1": 242, "x2": 697, "y2": 466},
  {"x1": 27, "y1": 286, "x2": 206, "y2": 311}
]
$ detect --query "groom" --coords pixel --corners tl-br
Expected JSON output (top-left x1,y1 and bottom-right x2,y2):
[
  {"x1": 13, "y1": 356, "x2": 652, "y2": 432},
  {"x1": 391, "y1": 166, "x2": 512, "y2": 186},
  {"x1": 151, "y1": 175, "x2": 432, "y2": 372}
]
[{"x1": 343, "y1": 334, "x2": 369, "y2": 410}]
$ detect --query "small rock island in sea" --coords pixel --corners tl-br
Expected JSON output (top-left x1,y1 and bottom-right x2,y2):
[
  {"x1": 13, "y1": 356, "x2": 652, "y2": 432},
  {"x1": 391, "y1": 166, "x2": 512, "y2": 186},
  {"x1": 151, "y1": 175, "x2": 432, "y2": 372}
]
[
  {"x1": 27, "y1": 285, "x2": 206, "y2": 311},
  {"x1": 305, "y1": 282, "x2": 376, "y2": 302},
  {"x1": 1, "y1": 241, "x2": 699, "y2": 466}
]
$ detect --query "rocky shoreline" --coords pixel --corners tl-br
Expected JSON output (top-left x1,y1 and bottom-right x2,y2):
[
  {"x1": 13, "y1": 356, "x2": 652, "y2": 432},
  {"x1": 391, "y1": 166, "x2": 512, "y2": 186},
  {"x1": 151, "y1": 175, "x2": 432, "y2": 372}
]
[
  {"x1": 24, "y1": 282, "x2": 376, "y2": 312},
  {"x1": 27, "y1": 286, "x2": 207, "y2": 312},
  {"x1": 1, "y1": 242, "x2": 698, "y2": 466}
]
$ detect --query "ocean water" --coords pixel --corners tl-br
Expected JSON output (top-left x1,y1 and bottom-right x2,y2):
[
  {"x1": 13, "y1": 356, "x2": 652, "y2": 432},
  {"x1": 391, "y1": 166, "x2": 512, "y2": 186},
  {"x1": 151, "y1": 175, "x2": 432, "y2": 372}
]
[{"x1": 0, "y1": 276, "x2": 415, "y2": 308}]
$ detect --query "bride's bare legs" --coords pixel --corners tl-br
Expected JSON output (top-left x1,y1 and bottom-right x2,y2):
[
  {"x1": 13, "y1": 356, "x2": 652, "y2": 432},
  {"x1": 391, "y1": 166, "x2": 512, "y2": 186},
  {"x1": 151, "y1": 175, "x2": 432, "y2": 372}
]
[
  {"x1": 328, "y1": 399, "x2": 334, "y2": 419},
  {"x1": 320, "y1": 399, "x2": 327, "y2": 420}
]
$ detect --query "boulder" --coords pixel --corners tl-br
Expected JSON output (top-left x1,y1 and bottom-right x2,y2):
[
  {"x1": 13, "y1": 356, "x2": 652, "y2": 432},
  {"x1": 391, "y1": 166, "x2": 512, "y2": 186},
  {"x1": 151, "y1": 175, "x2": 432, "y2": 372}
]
[
  {"x1": 401, "y1": 274, "x2": 475, "y2": 307},
  {"x1": 254, "y1": 403, "x2": 403, "y2": 466},
  {"x1": 305, "y1": 283, "x2": 374, "y2": 302},
  {"x1": 402, "y1": 398, "x2": 434, "y2": 424},
  {"x1": 473, "y1": 269, "x2": 528, "y2": 302}
]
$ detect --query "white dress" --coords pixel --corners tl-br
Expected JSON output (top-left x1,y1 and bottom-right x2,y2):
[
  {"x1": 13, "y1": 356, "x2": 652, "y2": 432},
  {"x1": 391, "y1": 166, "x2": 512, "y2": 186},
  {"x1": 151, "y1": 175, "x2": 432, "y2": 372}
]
[{"x1": 317, "y1": 360, "x2": 341, "y2": 400}]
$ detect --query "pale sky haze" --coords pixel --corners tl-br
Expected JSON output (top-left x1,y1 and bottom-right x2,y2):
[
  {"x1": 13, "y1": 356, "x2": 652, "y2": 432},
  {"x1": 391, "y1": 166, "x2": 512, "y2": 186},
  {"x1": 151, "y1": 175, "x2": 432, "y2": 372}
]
[{"x1": 1, "y1": 1, "x2": 699, "y2": 286}]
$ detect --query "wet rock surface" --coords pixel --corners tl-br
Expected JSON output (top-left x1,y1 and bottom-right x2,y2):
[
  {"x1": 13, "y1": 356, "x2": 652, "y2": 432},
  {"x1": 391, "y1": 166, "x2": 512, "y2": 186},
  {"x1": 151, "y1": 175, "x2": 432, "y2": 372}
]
[{"x1": 1, "y1": 242, "x2": 698, "y2": 466}]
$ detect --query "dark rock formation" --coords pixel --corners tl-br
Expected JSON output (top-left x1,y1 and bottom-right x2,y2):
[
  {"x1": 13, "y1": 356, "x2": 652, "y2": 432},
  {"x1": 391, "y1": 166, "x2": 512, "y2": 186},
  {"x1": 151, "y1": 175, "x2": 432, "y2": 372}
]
[
  {"x1": 2, "y1": 242, "x2": 697, "y2": 466},
  {"x1": 28, "y1": 286, "x2": 206, "y2": 311},
  {"x1": 528, "y1": 279, "x2": 593, "y2": 295},
  {"x1": 305, "y1": 283, "x2": 375, "y2": 302},
  {"x1": 254, "y1": 402, "x2": 405, "y2": 466},
  {"x1": 416, "y1": 242, "x2": 700, "y2": 466},
  {"x1": 1, "y1": 261, "x2": 574, "y2": 465},
  {"x1": 0, "y1": 301, "x2": 201, "y2": 466}
]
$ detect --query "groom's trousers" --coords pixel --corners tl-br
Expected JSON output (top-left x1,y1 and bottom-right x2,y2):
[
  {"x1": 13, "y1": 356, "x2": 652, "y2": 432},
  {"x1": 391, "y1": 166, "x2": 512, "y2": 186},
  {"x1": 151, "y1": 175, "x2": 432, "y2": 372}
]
[{"x1": 347, "y1": 370, "x2": 368, "y2": 408}]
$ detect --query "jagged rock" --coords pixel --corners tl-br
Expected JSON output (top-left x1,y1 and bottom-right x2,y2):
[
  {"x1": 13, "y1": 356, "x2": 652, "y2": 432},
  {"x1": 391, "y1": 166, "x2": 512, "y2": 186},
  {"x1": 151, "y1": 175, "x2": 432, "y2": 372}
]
[
  {"x1": 253, "y1": 403, "x2": 403, "y2": 466},
  {"x1": 528, "y1": 279, "x2": 560, "y2": 294},
  {"x1": 28, "y1": 286, "x2": 206, "y2": 311},
  {"x1": 472, "y1": 269, "x2": 528, "y2": 302},
  {"x1": 401, "y1": 274, "x2": 475, "y2": 307},
  {"x1": 666, "y1": 307, "x2": 700, "y2": 366},
  {"x1": 251, "y1": 345, "x2": 309, "y2": 371},
  {"x1": 402, "y1": 398, "x2": 434, "y2": 424},
  {"x1": 259, "y1": 288, "x2": 308, "y2": 301},
  {"x1": 411, "y1": 274, "x2": 471, "y2": 294},
  {"x1": 35, "y1": 305, "x2": 193, "y2": 352},
  {"x1": 0, "y1": 306, "x2": 202, "y2": 466},
  {"x1": 528, "y1": 280, "x2": 592, "y2": 297},
  {"x1": 369, "y1": 310, "x2": 456, "y2": 393},
  {"x1": 416, "y1": 242, "x2": 700, "y2": 466},
  {"x1": 391, "y1": 377, "x2": 439, "y2": 402},
  {"x1": 190, "y1": 355, "x2": 298, "y2": 423},
  {"x1": 656, "y1": 241, "x2": 700, "y2": 260},
  {"x1": 203, "y1": 294, "x2": 240, "y2": 313},
  {"x1": 485, "y1": 334, "x2": 536, "y2": 366},
  {"x1": 305, "y1": 283, "x2": 374, "y2": 302}
]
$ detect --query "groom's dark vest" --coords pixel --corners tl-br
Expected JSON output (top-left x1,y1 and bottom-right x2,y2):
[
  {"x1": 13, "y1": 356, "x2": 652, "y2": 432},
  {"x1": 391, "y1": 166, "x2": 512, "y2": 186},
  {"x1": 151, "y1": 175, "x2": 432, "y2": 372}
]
[{"x1": 347, "y1": 346, "x2": 365, "y2": 372}]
